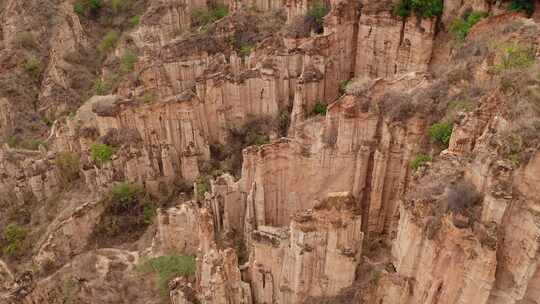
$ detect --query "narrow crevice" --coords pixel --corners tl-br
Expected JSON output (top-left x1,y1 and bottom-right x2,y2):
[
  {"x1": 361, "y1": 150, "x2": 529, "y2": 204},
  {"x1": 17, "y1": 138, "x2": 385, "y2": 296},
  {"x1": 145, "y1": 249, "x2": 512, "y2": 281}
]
[{"x1": 360, "y1": 113, "x2": 384, "y2": 238}]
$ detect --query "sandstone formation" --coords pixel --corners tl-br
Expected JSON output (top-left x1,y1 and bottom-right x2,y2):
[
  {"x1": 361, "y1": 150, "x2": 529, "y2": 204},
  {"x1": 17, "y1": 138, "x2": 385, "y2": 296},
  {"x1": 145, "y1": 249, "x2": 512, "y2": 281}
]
[{"x1": 1, "y1": 0, "x2": 540, "y2": 303}]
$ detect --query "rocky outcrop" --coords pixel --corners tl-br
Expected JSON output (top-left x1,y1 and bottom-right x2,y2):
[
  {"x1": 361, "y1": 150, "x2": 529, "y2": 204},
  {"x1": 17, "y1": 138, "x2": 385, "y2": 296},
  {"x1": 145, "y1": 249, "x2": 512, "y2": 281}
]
[
  {"x1": 248, "y1": 192, "x2": 363, "y2": 303},
  {"x1": 355, "y1": 12, "x2": 435, "y2": 79},
  {"x1": 34, "y1": 195, "x2": 104, "y2": 270},
  {"x1": 155, "y1": 202, "x2": 200, "y2": 255},
  {"x1": 16, "y1": 249, "x2": 161, "y2": 304},
  {"x1": 170, "y1": 207, "x2": 253, "y2": 304},
  {"x1": 197, "y1": 248, "x2": 252, "y2": 304},
  {"x1": 233, "y1": 88, "x2": 426, "y2": 237},
  {"x1": 0, "y1": 149, "x2": 59, "y2": 203},
  {"x1": 132, "y1": 0, "x2": 207, "y2": 51}
]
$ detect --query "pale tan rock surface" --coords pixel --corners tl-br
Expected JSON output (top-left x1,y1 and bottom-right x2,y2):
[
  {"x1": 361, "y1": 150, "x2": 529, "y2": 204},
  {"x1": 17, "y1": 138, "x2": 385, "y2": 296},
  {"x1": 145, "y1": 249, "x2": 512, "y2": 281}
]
[{"x1": 1, "y1": 1, "x2": 540, "y2": 304}]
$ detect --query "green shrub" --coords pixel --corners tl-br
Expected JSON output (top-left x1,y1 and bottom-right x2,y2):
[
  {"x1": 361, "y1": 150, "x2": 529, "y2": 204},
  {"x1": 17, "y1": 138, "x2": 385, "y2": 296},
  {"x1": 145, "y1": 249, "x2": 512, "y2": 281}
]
[
  {"x1": 24, "y1": 55, "x2": 42, "y2": 79},
  {"x1": 90, "y1": 143, "x2": 114, "y2": 164},
  {"x1": 56, "y1": 151, "x2": 80, "y2": 183},
  {"x1": 206, "y1": 116, "x2": 276, "y2": 177},
  {"x1": 213, "y1": 4, "x2": 228, "y2": 19},
  {"x1": 306, "y1": 1, "x2": 329, "y2": 33},
  {"x1": 98, "y1": 31, "x2": 119, "y2": 54},
  {"x1": 93, "y1": 75, "x2": 118, "y2": 95},
  {"x1": 94, "y1": 182, "x2": 155, "y2": 240},
  {"x1": 410, "y1": 154, "x2": 432, "y2": 171},
  {"x1": 73, "y1": 0, "x2": 102, "y2": 16},
  {"x1": 393, "y1": 0, "x2": 443, "y2": 18},
  {"x1": 311, "y1": 101, "x2": 327, "y2": 116},
  {"x1": 507, "y1": 0, "x2": 534, "y2": 16},
  {"x1": 339, "y1": 79, "x2": 351, "y2": 94},
  {"x1": 2, "y1": 224, "x2": 27, "y2": 257},
  {"x1": 120, "y1": 51, "x2": 138, "y2": 74},
  {"x1": 239, "y1": 44, "x2": 253, "y2": 57},
  {"x1": 450, "y1": 11, "x2": 488, "y2": 42},
  {"x1": 130, "y1": 15, "x2": 141, "y2": 27},
  {"x1": 136, "y1": 255, "x2": 196, "y2": 296},
  {"x1": 427, "y1": 121, "x2": 453, "y2": 148},
  {"x1": 89, "y1": 0, "x2": 102, "y2": 11},
  {"x1": 74, "y1": 2, "x2": 84, "y2": 15},
  {"x1": 110, "y1": 182, "x2": 142, "y2": 207},
  {"x1": 195, "y1": 176, "x2": 210, "y2": 200},
  {"x1": 191, "y1": 4, "x2": 229, "y2": 27},
  {"x1": 496, "y1": 43, "x2": 535, "y2": 71}
]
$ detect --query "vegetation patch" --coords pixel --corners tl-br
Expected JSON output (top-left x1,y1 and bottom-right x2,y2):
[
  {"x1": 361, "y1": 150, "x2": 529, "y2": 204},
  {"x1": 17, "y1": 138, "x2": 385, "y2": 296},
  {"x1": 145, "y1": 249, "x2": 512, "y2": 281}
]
[
  {"x1": 24, "y1": 55, "x2": 42, "y2": 79},
  {"x1": 120, "y1": 51, "x2": 138, "y2": 74},
  {"x1": 410, "y1": 154, "x2": 432, "y2": 171},
  {"x1": 286, "y1": 1, "x2": 329, "y2": 37},
  {"x1": 448, "y1": 100, "x2": 474, "y2": 112},
  {"x1": 111, "y1": 0, "x2": 129, "y2": 13},
  {"x1": 306, "y1": 1, "x2": 329, "y2": 34},
  {"x1": 507, "y1": 0, "x2": 535, "y2": 16},
  {"x1": 446, "y1": 180, "x2": 482, "y2": 215},
  {"x1": 90, "y1": 143, "x2": 114, "y2": 165},
  {"x1": 130, "y1": 15, "x2": 141, "y2": 27},
  {"x1": 427, "y1": 120, "x2": 453, "y2": 148},
  {"x1": 310, "y1": 101, "x2": 327, "y2": 116},
  {"x1": 393, "y1": 0, "x2": 443, "y2": 18},
  {"x1": 93, "y1": 182, "x2": 156, "y2": 245},
  {"x1": 92, "y1": 74, "x2": 119, "y2": 95},
  {"x1": 195, "y1": 176, "x2": 210, "y2": 201},
  {"x1": 277, "y1": 107, "x2": 292, "y2": 137},
  {"x1": 238, "y1": 44, "x2": 253, "y2": 57},
  {"x1": 191, "y1": 4, "x2": 229, "y2": 28},
  {"x1": 2, "y1": 224, "x2": 27, "y2": 258},
  {"x1": 495, "y1": 63, "x2": 540, "y2": 166},
  {"x1": 98, "y1": 31, "x2": 119, "y2": 54},
  {"x1": 74, "y1": 0, "x2": 103, "y2": 16},
  {"x1": 200, "y1": 116, "x2": 277, "y2": 178},
  {"x1": 450, "y1": 11, "x2": 488, "y2": 42},
  {"x1": 339, "y1": 79, "x2": 352, "y2": 94},
  {"x1": 6, "y1": 136, "x2": 44, "y2": 150},
  {"x1": 495, "y1": 43, "x2": 535, "y2": 71},
  {"x1": 56, "y1": 151, "x2": 81, "y2": 184},
  {"x1": 15, "y1": 32, "x2": 37, "y2": 49},
  {"x1": 136, "y1": 255, "x2": 196, "y2": 297}
]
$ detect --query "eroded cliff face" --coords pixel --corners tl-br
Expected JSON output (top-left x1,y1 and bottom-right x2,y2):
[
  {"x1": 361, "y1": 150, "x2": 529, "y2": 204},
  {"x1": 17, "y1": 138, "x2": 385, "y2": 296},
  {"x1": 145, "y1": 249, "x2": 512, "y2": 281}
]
[
  {"x1": 248, "y1": 193, "x2": 363, "y2": 303},
  {"x1": 1, "y1": 0, "x2": 540, "y2": 303}
]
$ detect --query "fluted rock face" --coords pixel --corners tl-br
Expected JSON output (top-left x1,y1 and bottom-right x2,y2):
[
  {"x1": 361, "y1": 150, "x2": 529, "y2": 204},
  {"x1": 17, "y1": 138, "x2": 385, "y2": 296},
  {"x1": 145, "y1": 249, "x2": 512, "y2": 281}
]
[
  {"x1": 156, "y1": 202, "x2": 200, "y2": 255},
  {"x1": 355, "y1": 12, "x2": 435, "y2": 79},
  {"x1": 392, "y1": 205, "x2": 497, "y2": 304},
  {"x1": 53, "y1": 93, "x2": 208, "y2": 191},
  {"x1": 207, "y1": 174, "x2": 245, "y2": 234},
  {"x1": 248, "y1": 193, "x2": 363, "y2": 303},
  {"x1": 197, "y1": 248, "x2": 252, "y2": 304},
  {"x1": 487, "y1": 152, "x2": 540, "y2": 304},
  {"x1": 235, "y1": 91, "x2": 425, "y2": 236},
  {"x1": 187, "y1": 208, "x2": 252, "y2": 304},
  {"x1": 132, "y1": 0, "x2": 207, "y2": 51},
  {"x1": 2, "y1": 0, "x2": 540, "y2": 304},
  {"x1": 384, "y1": 85, "x2": 540, "y2": 304},
  {"x1": 0, "y1": 150, "x2": 59, "y2": 202}
]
